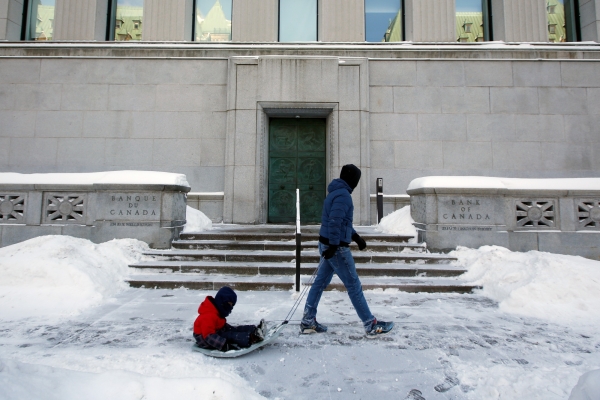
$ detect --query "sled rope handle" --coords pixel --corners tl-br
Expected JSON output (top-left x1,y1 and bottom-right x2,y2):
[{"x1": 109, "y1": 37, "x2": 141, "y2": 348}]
[{"x1": 282, "y1": 260, "x2": 321, "y2": 323}]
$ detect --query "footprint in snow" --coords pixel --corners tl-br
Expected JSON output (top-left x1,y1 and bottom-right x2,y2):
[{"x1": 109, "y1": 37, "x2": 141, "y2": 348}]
[
  {"x1": 434, "y1": 376, "x2": 460, "y2": 393},
  {"x1": 404, "y1": 389, "x2": 426, "y2": 400}
]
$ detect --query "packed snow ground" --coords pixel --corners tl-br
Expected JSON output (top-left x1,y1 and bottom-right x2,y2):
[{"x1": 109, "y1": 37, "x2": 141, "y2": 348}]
[{"x1": 1, "y1": 230, "x2": 599, "y2": 399}]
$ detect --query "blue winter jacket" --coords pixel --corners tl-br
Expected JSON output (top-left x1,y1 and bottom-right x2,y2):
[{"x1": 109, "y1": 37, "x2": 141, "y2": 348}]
[{"x1": 319, "y1": 178, "x2": 357, "y2": 245}]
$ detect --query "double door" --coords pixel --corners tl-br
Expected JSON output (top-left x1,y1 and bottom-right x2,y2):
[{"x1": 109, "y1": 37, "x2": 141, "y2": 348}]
[{"x1": 268, "y1": 118, "x2": 326, "y2": 224}]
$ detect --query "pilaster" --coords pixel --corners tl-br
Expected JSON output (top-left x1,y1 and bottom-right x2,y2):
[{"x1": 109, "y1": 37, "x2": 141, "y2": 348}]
[
  {"x1": 404, "y1": 0, "x2": 455, "y2": 42},
  {"x1": 231, "y1": 0, "x2": 278, "y2": 42},
  {"x1": 143, "y1": 0, "x2": 193, "y2": 41},
  {"x1": 490, "y1": 0, "x2": 548, "y2": 42},
  {"x1": 0, "y1": 0, "x2": 24, "y2": 40},
  {"x1": 319, "y1": 0, "x2": 364, "y2": 42},
  {"x1": 580, "y1": 0, "x2": 600, "y2": 42},
  {"x1": 53, "y1": 0, "x2": 109, "y2": 41}
]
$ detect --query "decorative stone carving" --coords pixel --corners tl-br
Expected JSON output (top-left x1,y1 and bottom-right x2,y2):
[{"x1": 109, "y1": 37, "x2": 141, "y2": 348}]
[
  {"x1": 515, "y1": 200, "x2": 556, "y2": 229},
  {"x1": 43, "y1": 193, "x2": 86, "y2": 224},
  {"x1": 576, "y1": 199, "x2": 600, "y2": 230},
  {"x1": 0, "y1": 194, "x2": 25, "y2": 223}
]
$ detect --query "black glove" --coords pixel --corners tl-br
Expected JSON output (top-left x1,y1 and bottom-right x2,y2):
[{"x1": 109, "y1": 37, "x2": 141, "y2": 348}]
[
  {"x1": 322, "y1": 245, "x2": 338, "y2": 260},
  {"x1": 352, "y1": 233, "x2": 367, "y2": 251}
]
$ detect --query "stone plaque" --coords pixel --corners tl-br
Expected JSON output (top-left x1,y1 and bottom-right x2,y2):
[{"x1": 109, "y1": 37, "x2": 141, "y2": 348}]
[
  {"x1": 99, "y1": 193, "x2": 162, "y2": 221},
  {"x1": 438, "y1": 196, "x2": 494, "y2": 225}
]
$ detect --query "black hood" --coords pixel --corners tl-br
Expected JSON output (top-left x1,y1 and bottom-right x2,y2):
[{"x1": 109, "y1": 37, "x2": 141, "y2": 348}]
[
  {"x1": 214, "y1": 286, "x2": 237, "y2": 318},
  {"x1": 340, "y1": 164, "x2": 361, "y2": 189}
]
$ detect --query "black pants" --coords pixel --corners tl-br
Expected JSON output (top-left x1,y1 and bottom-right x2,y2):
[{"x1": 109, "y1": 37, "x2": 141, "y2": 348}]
[{"x1": 219, "y1": 324, "x2": 256, "y2": 348}]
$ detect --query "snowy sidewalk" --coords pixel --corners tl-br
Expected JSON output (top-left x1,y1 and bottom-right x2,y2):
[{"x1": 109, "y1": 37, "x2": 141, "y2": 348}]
[{"x1": 1, "y1": 287, "x2": 598, "y2": 399}]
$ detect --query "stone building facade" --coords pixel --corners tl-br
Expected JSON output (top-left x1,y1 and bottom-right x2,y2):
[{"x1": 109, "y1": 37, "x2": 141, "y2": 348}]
[{"x1": 0, "y1": 0, "x2": 599, "y2": 226}]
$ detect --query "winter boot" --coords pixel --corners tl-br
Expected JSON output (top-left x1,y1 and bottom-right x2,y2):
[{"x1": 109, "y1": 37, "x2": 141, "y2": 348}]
[
  {"x1": 255, "y1": 319, "x2": 267, "y2": 340},
  {"x1": 300, "y1": 320, "x2": 328, "y2": 334},
  {"x1": 365, "y1": 319, "x2": 394, "y2": 338}
]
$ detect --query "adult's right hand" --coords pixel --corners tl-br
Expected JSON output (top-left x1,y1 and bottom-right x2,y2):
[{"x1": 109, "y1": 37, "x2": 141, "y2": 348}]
[{"x1": 323, "y1": 245, "x2": 338, "y2": 260}]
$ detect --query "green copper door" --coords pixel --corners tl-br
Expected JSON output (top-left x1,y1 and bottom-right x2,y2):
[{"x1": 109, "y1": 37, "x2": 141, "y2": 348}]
[{"x1": 268, "y1": 118, "x2": 326, "y2": 224}]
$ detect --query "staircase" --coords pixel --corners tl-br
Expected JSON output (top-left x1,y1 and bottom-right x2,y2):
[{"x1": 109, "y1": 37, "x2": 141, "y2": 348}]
[{"x1": 127, "y1": 225, "x2": 479, "y2": 293}]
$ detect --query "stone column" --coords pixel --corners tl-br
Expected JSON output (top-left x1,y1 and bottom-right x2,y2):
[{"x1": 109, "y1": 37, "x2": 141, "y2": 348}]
[
  {"x1": 231, "y1": 0, "x2": 278, "y2": 42},
  {"x1": 143, "y1": 0, "x2": 193, "y2": 41},
  {"x1": 490, "y1": 0, "x2": 548, "y2": 42},
  {"x1": 404, "y1": 0, "x2": 455, "y2": 42},
  {"x1": 53, "y1": 0, "x2": 110, "y2": 41},
  {"x1": 0, "y1": 0, "x2": 24, "y2": 40},
  {"x1": 319, "y1": 0, "x2": 364, "y2": 42},
  {"x1": 580, "y1": 0, "x2": 600, "y2": 41}
]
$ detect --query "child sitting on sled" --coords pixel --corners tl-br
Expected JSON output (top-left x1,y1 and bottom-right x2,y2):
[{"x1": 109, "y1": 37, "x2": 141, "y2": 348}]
[{"x1": 193, "y1": 286, "x2": 267, "y2": 352}]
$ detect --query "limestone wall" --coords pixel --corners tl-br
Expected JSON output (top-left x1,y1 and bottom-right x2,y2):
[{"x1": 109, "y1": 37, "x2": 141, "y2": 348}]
[
  {"x1": 0, "y1": 182, "x2": 189, "y2": 248},
  {"x1": 0, "y1": 57, "x2": 228, "y2": 194},
  {"x1": 408, "y1": 179, "x2": 600, "y2": 259},
  {"x1": 369, "y1": 59, "x2": 600, "y2": 197},
  {"x1": 0, "y1": 45, "x2": 599, "y2": 225}
]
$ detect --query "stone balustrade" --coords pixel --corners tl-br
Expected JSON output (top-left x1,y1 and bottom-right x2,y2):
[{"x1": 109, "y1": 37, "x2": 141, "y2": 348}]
[
  {"x1": 408, "y1": 177, "x2": 600, "y2": 260},
  {"x1": 0, "y1": 172, "x2": 190, "y2": 249}
]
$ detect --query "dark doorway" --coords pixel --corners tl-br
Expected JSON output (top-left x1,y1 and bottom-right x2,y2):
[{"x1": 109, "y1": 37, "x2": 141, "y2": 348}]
[{"x1": 268, "y1": 118, "x2": 326, "y2": 224}]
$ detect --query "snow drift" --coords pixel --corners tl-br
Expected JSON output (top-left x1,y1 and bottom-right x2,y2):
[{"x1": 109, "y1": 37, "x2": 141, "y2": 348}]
[
  {"x1": 182, "y1": 206, "x2": 212, "y2": 233},
  {"x1": 375, "y1": 206, "x2": 417, "y2": 239},
  {"x1": 0, "y1": 358, "x2": 263, "y2": 400},
  {"x1": 454, "y1": 246, "x2": 600, "y2": 326},
  {"x1": 569, "y1": 369, "x2": 600, "y2": 400},
  {"x1": 0, "y1": 236, "x2": 149, "y2": 319}
]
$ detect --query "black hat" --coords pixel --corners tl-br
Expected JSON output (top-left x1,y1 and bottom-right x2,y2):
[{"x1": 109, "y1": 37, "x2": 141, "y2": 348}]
[
  {"x1": 214, "y1": 286, "x2": 237, "y2": 318},
  {"x1": 340, "y1": 164, "x2": 361, "y2": 189}
]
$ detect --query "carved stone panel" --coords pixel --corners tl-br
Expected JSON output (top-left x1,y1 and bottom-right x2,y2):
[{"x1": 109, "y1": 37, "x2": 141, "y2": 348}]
[
  {"x1": 575, "y1": 199, "x2": 600, "y2": 230},
  {"x1": 515, "y1": 199, "x2": 558, "y2": 229},
  {"x1": 0, "y1": 194, "x2": 26, "y2": 224},
  {"x1": 43, "y1": 193, "x2": 87, "y2": 224}
]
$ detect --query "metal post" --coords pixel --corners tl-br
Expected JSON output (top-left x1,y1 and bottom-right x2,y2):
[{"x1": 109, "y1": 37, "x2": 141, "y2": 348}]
[
  {"x1": 377, "y1": 178, "x2": 384, "y2": 224},
  {"x1": 295, "y1": 189, "x2": 301, "y2": 292}
]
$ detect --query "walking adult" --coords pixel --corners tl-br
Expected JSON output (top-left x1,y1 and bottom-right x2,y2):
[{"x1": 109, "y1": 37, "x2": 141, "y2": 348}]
[{"x1": 300, "y1": 164, "x2": 394, "y2": 337}]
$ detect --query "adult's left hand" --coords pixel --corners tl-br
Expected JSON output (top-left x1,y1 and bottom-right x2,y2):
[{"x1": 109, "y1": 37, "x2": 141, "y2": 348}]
[{"x1": 352, "y1": 233, "x2": 367, "y2": 251}]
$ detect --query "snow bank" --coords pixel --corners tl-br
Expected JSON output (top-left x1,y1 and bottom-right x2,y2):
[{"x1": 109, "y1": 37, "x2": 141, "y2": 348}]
[
  {"x1": 408, "y1": 176, "x2": 600, "y2": 191},
  {"x1": 0, "y1": 236, "x2": 149, "y2": 319},
  {"x1": 0, "y1": 171, "x2": 189, "y2": 187},
  {"x1": 375, "y1": 206, "x2": 417, "y2": 239},
  {"x1": 455, "y1": 362, "x2": 582, "y2": 400},
  {"x1": 569, "y1": 369, "x2": 600, "y2": 400},
  {"x1": 0, "y1": 359, "x2": 263, "y2": 400},
  {"x1": 182, "y1": 206, "x2": 212, "y2": 233},
  {"x1": 454, "y1": 246, "x2": 600, "y2": 326}
]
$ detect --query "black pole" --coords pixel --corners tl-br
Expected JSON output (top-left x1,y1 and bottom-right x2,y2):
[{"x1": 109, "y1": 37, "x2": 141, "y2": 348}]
[
  {"x1": 295, "y1": 231, "x2": 301, "y2": 292},
  {"x1": 377, "y1": 178, "x2": 384, "y2": 224},
  {"x1": 295, "y1": 188, "x2": 301, "y2": 292}
]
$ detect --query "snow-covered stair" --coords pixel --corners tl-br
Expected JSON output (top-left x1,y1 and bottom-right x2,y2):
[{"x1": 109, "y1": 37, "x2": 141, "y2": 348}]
[{"x1": 127, "y1": 225, "x2": 479, "y2": 293}]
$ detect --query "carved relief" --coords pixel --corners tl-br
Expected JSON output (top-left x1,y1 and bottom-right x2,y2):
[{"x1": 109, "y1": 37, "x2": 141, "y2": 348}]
[
  {"x1": 44, "y1": 193, "x2": 86, "y2": 224},
  {"x1": 0, "y1": 194, "x2": 25, "y2": 223},
  {"x1": 576, "y1": 199, "x2": 600, "y2": 230},
  {"x1": 515, "y1": 200, "x2": 556, "y2": 229}
]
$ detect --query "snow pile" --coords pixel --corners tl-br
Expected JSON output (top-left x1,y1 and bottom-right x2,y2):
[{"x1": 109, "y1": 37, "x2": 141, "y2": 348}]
[
  {"x1": 182, "y1": 206, "x2": 212, "y2": 233},
  {"x1": 375, "y1": 206, "x2": 417, "y2": 238},
  {"x1": 569, "y1": 369, "x2": 600, "y2": 400},
  {"x1": 0, "y1": 359, "x2": 263, "y2": 400},
  {"x1": 408, "y1": 176, "x2": 600, "y2": 191},
  {"x1": 0, "y1": 171, "x2": 190, "y2": 188},
  {"x1": 454, "y1": 246, "x2": 600, "y2": 326},
  {"x1": 455, "y1": 362, "x2": 582, "y2": 400},
  {"x1": 0, "y1": 236, "x2": 149, "y2": 319}
]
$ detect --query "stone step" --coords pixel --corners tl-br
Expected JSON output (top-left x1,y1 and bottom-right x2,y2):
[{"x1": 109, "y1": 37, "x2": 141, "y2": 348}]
[
  {"x1": 126, "y1": 273, "x2": 479, "y2": 294},
  {"x1": 142, "y1": 249, "x2": 456, "y2": 264},
  {"x1": 129, "y1": 261, "x2": 466, "y2": 277},
  {"x1": 179, "y1": 231, "x2": 413, "y2": 243},
  {"x1": 172, "y1": 239, "x2": 425, "y2": 252}
]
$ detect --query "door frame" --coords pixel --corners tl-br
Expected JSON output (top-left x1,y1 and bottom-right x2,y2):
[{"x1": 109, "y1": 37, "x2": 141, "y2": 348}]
[{"x1": 257, "y1": 102, "x2": 338, "y2": 224}]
